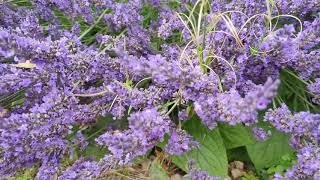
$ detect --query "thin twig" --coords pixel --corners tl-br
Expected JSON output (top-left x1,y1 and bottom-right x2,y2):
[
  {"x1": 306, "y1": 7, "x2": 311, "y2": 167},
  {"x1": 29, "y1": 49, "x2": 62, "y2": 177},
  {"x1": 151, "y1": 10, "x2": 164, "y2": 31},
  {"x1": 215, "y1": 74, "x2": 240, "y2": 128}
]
[{"x1": 74, "y1": 89, "x2": 110, "y2": 97}]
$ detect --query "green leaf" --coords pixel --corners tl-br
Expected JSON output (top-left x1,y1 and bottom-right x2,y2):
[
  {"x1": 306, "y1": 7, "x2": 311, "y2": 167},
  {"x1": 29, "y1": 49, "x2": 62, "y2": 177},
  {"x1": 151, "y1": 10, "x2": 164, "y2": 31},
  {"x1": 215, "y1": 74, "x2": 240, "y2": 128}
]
[
  {"x1": 167, "y1": 1, "x2": 180, "y2": 9},
  {"x1": 0, "y1": 89, "x2": 25, "y2": 108},
  {"x1": 140, "y1": 3, "x2": 159, "y2": 28},
  {"x1": 11, "y1": 98, "x2": 25, "y2": 106},
  {"x1": 227, "y1": 146, "x2": 252, "y2": 162},
  {"x1": 16, "y1": 167, "x2": 38, "y2": 180},
  {"x1": 219, "y1": 123, "x2": 254, "y2": 149},
  {"x1": 250, "y1": 46, "x2": 258, "y2": 56},
  {"x1": 83, "y1": 144, "x2": 108, "y2": 160},
  {"x1": 172, "y1": 116, "x2": 228, "y2": 177},
  {"x1": 246, "y1": 123, "x2": 294, "y2": 170},
  {"x1": 149, "y1": 160, "x2": 169, "y2": 180},
  {"x1": 266, "y1": 153, "x2": 297, "y2": 176},
  {"x1": 157, "y1": 133, "x2": 169, "y2": 149}
]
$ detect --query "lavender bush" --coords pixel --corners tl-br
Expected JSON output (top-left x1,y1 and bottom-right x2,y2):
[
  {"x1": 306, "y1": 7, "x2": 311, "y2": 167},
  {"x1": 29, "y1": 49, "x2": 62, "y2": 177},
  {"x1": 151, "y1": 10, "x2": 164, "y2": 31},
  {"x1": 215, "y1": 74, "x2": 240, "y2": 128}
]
[{"x1": 0, "y1": 0, "x2": 319, "y2": 179}]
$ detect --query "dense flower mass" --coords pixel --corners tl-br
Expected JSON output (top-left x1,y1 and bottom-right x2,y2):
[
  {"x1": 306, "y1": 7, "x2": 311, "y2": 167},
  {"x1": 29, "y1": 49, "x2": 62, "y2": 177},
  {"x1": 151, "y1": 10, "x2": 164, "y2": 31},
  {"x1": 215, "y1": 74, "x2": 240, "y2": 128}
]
[
  {"x1": 0, "y1": 0, "x2": 319, "y2": 179},
  {"x1": 308, "y1": 78, "x2": 320, "y2": 105},
  {"x1": 165, "y1": 129, "x2": 199, "y2": 155},
  {"x1": 194, "y1": 78, "x2": 279, "y2": 128},
  {"x1": 264, "y1": 104, "x2": 320, "y2": 179},
  {"x1": 187, "y1": 160, "x2": 222, "y2": 180},
  {"x1": 252, "y1": 127, "x2": 271, "y2": 141},
  {"x1": 96, "y1": 108, "x2": 170, "y2": 163}
]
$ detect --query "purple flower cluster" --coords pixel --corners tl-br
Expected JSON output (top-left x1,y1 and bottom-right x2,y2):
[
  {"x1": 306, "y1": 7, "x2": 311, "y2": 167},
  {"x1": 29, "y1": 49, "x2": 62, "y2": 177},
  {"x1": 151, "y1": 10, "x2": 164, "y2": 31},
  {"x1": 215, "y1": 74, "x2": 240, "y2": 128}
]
[
  {"x1": 0, "y1": 89, "x2": 76, "y2": 178},
  {"x1": 157, "y1": 7, "x2": 184, "y2": 38},
  {"x1": 264, "y1": 104, "x2": 320, "y2": 179},
  {"x1": 58, "y1": 158, "x2": 101, "y2": 180},
  {"x1": 194, "y1": 78, "x2": 279, "y2": 128},
  {"x1": 96, "y1": 109, "x2": 170, "y2": 163},
  {"x1": 308, "y1": 78, "x2": 320, "y2": 105},
  {"x1": 259, "y1": 15, "x2": 320, "y2": 80},
  {"x1": 165, "y1": 129, "x2": 199, "y2": 155},
  {"x1": 187, "y1": 160, "x2": 222, "y2": 180},
  {"x1": 276, "y1": 0, "x2": 320, "y2": 17},
  {"x1": 0, "y1": 0, "x2": 319, "y2": 179},
  {"x1": 264, "y1": 104, "x2": 319, "y2": 145},
  {"x1": 274, "y1": 145, "x2": 320, "y2": 180},
  {"x1": 58, "y1": 155, "x2": 121, "y2": 180},
  {"x1": 252, "y1": 127, "x2": 271, "y2": 141}
]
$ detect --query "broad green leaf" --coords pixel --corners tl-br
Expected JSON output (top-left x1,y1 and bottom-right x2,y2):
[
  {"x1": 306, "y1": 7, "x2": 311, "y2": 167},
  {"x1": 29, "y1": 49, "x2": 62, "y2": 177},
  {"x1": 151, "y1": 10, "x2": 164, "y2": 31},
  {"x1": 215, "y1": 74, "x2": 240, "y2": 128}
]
[
  {"x1": 172, "y1": 116, "x2": 228, "y2": 177},
  {"x1": 219, "y1": 123, "x2": 254, "y2": 149},
  {"x1": 246, "y1": 123, "x2": 294, "y2": 170},
  {"x1": 226, "y1": 147, "x2": 251, "y2": 162},
  {"x1": 266, "y1": 154, "x2": 297, "y2": 176},
  {"x1": 149, "y1": 160, "x2": 169, "y2": 180}
]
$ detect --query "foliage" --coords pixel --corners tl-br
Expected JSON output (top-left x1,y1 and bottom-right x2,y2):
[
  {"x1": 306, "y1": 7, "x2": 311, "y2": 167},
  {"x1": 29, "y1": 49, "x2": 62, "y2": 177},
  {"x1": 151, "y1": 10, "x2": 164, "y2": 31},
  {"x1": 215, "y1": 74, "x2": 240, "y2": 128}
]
[
  {"x1": 0, "y1": 0, "x2": 319, "y2": 179},
  {"x1": 149, "y1": 160, "x2": 170, "y2": 180},
  {"x1": 171, "y1": 116, "x2": 228, "y2": 177}
]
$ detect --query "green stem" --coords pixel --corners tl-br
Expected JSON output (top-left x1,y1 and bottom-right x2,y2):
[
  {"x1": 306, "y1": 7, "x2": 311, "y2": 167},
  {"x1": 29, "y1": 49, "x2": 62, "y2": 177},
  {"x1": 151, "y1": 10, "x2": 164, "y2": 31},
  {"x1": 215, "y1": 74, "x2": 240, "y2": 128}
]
[
  {"x1": 165, "y1": 100, "x2": 179, "y2": 116},
  {"x1": 0, "y1": 89, "x2": 25, "y2": 103},
  {"x1": 79, "y1": 9, "x2": 109, "y2": 40},
  {"x1": 86, "y1": 126, "x2": 106, "y2": 141},
  {"x1": 283, "y1": 80, "x2": 314, "y2": 108},
  {"x1": 283, "y1": 69, "x2": 310, "y2": 86},
  {"x1": 272, "y1": 99, "x2": 276, "y2": 108},
  {"x1": 275, "y1": 95, "x2": 282, "y2": 105}
]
